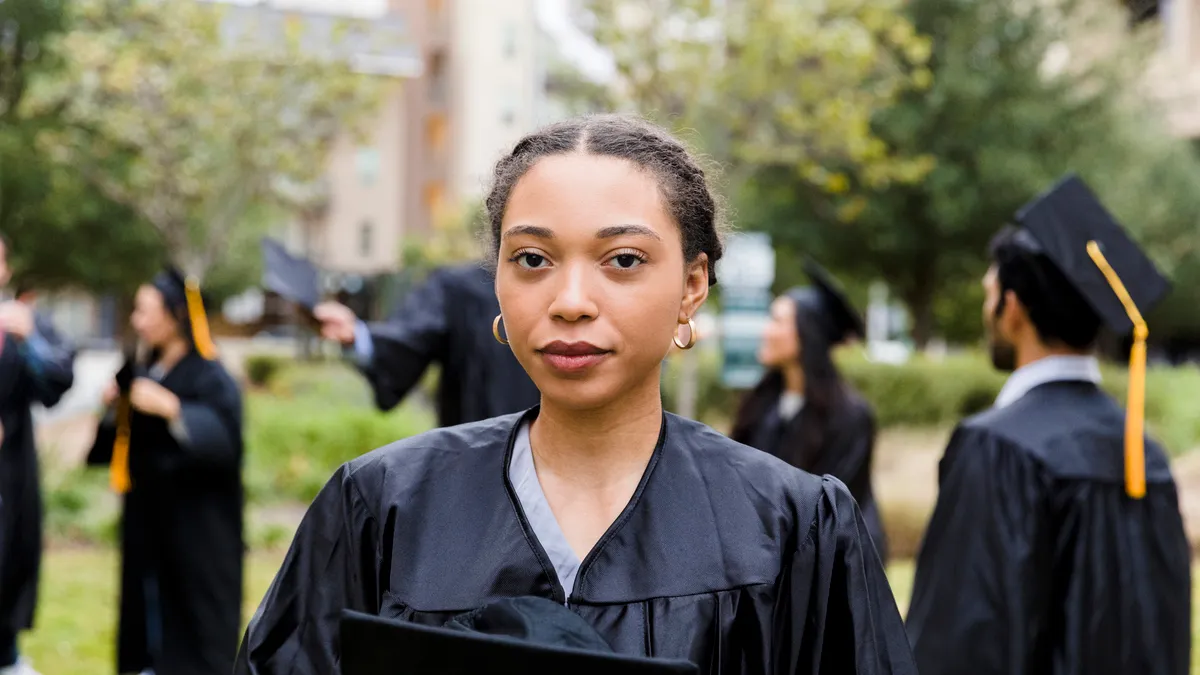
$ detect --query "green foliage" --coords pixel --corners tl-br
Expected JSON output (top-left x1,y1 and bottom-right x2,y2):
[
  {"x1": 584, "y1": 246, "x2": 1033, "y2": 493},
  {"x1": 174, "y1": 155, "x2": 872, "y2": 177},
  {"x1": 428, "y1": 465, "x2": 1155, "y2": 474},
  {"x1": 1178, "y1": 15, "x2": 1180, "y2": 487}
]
[
  {"x1": 735, "y1": 0, "x2": 1198, "y2": 347},
  {"x1": 581, "y1": 0, "x2": 935, "y2": 190},
  {"x1": 244, "y1": 361, "x2": 434, "y2": 504},
  {"x1": 244, "y1": 354, "x2": 288, "y2": 388},
  {"x1": 23, "y1": 0, "x2": 390, "y2": 275},
  {"x1": 666, "y1": 348, "x2": 1200, "y2": 454}
]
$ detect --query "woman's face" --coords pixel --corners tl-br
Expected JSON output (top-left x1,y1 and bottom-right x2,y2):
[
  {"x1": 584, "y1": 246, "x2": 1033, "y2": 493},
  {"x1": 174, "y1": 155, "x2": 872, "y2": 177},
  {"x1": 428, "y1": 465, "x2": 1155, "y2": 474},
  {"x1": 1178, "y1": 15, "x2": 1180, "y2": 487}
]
[
  {"x1": 757, "y1": 296, "x2": 800, "y2": 369},
  {"x1": 495, "y1": 153, "x2": 709, "y2": 411},
  {"x1": 131, "y1": 285, "x2": 181, "y2": 348}
]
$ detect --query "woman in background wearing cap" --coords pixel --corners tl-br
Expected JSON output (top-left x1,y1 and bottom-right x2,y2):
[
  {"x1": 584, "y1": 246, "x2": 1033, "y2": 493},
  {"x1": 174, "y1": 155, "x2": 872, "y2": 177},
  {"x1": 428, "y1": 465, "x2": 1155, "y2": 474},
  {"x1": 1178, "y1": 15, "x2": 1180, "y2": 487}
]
[
  {"x1": 88, "y1": 269, "x2": 244, "y2": 675},
  {"x1": 730, "y1": 261, "x2": 887, "y2": 563}
]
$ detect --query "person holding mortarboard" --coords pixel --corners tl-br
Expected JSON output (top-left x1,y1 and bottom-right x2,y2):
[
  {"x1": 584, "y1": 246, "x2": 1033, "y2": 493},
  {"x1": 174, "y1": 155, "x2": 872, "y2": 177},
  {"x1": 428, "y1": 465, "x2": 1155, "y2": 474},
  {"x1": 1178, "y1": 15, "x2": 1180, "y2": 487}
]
[
  {"x1": 260, "y1": 238, "x2": 541, "y2": 428},
  {"x1": 730, "y1": 259, "x2": 888, "y2": 563},
  {"x1": 906, "y1": 175, "x2": 1191, "y2": 675},
  {"x1": 87, "y1": 267, "x2": 245, "y2": 675}
]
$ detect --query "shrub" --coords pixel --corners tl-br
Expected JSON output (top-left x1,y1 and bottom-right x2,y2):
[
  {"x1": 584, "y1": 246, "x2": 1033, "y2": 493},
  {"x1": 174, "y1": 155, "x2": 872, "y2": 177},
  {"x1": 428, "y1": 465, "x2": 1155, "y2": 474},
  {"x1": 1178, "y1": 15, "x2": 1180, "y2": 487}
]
[
  {"x1": 664, "y1": 347, "x2": 1200, "y2": 454},
  {"x1": 245, "y1": 355, "x2": 288, "y2": 388}
]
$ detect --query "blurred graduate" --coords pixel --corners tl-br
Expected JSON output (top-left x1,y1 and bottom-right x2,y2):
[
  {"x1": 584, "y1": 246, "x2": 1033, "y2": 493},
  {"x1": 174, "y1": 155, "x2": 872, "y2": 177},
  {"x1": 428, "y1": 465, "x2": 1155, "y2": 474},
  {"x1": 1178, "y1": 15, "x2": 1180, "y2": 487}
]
[
  {"x1": 730, "y1": 260, "x2": 887, "y2": 562},
  {"x1": 0, "y1": 237, "x2": 77, "y2": 675},
  {"x1": 312, "y1": 261, "x2": 541, "y2": 426},
  {"x1": 906, "y1": 175, "x2": 1191, "y2": 675},
  {"x1": 88, "y1": 268, "x2": 244, "y2": 675}
]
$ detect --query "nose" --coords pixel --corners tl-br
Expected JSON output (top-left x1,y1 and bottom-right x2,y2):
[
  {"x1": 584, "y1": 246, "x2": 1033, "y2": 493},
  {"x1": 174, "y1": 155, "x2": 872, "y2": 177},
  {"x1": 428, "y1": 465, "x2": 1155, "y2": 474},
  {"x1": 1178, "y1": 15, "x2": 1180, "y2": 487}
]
[{"x1": 547, "y1": 262, "x2": 599, "y2": 322}]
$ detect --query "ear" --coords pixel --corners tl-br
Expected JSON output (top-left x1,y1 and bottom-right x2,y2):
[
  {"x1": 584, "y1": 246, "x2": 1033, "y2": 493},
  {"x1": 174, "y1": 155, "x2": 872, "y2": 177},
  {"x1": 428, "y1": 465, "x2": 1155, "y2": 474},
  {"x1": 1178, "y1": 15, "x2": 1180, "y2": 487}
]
[
  {"x1": 999, "y1": 288, "x2": 1028, "y2": 337},
  {"x1": 679, "y1": 253, "x2": 710, "y2": 322}
]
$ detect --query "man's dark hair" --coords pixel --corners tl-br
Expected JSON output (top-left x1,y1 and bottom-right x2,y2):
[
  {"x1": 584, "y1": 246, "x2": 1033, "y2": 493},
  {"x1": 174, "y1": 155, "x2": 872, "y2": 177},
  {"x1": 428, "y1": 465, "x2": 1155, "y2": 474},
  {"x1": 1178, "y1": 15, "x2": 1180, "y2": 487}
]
[
  {"x1": 989, "y1": 226, "x2": 1103, "y2": 349},
  {"x1": 484, "y1": 114, "x2": 725, "y2": 284}
]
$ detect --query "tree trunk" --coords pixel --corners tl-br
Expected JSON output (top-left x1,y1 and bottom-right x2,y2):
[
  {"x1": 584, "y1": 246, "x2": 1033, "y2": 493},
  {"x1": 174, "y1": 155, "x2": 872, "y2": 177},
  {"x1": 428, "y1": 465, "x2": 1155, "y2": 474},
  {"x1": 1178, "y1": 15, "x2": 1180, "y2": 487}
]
[{"x1": 903, "y1": 281, "x2": 937, "y2": 351}]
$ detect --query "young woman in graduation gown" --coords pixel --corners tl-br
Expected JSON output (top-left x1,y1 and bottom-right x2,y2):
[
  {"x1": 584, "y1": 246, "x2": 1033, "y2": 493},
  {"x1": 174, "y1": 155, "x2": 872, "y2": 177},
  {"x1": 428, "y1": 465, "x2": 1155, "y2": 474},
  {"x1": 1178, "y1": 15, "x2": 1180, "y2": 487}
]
[
  {"x1": 88, "y1": 269, "x2": 244, "y2": 675},
  {"x1": 730, "y1": 266, "x2": 888, "y2": 562},
  {"x1": 237, "y1": 115, "x2": 916, "y2": 675}
]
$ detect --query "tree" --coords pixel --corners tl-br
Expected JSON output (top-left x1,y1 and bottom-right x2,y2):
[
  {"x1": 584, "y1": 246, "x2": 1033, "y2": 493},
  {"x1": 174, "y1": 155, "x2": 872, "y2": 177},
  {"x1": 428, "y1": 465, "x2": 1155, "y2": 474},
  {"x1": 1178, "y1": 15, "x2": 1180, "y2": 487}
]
[
  {"x1": 0, "y1": 0, "x2": 66, "y2": 120},
  {"x1": 22, "y1": 0, "x2": 390, "y2": 277},
  {"x1": 580, "y1": 0, "x2": 935, "y2": 196},
  {"x1": 739, "y1": 0, "x2": 1188, "y2": 348}
]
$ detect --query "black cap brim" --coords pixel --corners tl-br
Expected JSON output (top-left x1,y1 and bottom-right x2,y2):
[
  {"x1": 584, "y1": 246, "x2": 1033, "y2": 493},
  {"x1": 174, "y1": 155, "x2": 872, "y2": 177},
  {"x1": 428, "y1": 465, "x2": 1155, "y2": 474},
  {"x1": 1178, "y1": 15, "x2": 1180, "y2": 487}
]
[
  {"x1": 339, "y1": 610, "x2": 699, "y2": 675},
  {"x1": 261, "y1": 237, "x2": 321, "y2": 311},
  {"x1": 801, "y1": 258, "x2": 866, "y2": 344},
  {"x1": 1014, "y1": 173, "x2": 1171, "y2": 335}
]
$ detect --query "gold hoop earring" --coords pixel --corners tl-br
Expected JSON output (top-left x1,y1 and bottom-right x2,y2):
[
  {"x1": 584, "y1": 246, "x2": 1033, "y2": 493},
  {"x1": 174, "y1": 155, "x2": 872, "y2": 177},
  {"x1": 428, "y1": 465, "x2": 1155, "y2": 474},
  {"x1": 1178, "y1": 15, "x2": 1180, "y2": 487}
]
[
  {"x1": 673, "y1": 317, "x2": 697, "y2": 350},
  {"x1": 492, "y1": 314, "x2": 508, "y2": 345}
]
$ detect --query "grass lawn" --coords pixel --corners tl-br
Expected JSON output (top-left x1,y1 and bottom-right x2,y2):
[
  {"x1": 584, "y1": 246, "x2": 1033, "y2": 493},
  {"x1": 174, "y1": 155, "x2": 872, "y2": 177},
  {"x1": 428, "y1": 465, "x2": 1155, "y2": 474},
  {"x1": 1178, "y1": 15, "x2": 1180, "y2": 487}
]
[{"x1": 21, "y1": 550, "x2": 1196, "y2": 673}]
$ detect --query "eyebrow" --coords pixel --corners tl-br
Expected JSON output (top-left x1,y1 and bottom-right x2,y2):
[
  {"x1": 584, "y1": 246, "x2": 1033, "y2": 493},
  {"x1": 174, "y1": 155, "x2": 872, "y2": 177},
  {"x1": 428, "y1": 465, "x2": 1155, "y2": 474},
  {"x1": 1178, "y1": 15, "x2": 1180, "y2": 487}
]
[{"x1": 503, "y1": 223, "x2": 663, "y2": 241}]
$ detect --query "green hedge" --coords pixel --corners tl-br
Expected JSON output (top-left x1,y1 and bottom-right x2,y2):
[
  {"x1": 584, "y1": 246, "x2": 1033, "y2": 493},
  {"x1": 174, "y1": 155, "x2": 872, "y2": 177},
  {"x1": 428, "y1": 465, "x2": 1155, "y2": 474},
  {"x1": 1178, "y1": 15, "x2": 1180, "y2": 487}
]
[{"x1": 663, "y1": 348, "x2": 1200, "y2": 455}]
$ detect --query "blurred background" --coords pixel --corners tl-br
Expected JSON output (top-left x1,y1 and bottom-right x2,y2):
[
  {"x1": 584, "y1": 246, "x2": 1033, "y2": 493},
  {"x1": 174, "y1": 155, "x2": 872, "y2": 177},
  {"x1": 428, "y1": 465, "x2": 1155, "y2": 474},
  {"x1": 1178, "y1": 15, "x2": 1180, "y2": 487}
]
[{"x1": 4, "y1": 0, "x2": 1200, "y2": 671}]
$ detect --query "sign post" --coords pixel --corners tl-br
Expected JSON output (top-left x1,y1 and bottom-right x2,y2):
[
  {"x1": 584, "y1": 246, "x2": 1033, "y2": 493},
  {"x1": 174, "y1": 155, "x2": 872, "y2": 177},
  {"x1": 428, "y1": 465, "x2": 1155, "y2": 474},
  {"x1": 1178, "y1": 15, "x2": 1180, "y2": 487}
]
[{"x1": 717, "y1": 233, "x2": 775, "y2": 389}]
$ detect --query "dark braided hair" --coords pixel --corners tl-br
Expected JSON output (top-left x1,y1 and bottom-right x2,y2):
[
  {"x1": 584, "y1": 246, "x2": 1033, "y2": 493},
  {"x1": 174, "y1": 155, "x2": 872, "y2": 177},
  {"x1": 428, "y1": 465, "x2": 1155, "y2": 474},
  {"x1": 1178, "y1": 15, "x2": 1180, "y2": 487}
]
[{"x1": 484, "y1": 114, "x2": 726, "y2": 284}]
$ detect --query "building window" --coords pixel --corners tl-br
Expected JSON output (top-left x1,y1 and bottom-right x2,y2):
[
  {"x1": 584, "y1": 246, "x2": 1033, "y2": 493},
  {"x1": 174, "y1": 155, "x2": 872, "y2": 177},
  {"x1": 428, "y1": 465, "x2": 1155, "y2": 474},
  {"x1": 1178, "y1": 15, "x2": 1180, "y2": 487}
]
[
  {"x1": 502, "y1": 23, "x2": 518, "y2": 59},
  {"x1": 355, "y1": 148, "x2": 380, "y2": 187},
  {"x1": 424, "y1": 182, "x2": 447, "y2": 223},
  {"x1": 500, "y1": 90, "x2": 517, "y2": 127},
  {"x1": 428, "y1": 50, "x2": 446, "y2": 105},
  {"x1": 359, "y1": 221, "x2": 373, "y2": 258},
  {"x1": 426, "y1": 113, "x2": 448, "y2": 157}
]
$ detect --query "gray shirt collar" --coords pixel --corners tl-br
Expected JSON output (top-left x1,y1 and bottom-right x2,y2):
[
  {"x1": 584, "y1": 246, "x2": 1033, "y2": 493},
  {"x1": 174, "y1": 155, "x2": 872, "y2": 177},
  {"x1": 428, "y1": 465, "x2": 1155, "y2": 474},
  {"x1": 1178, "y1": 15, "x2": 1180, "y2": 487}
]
[{"x1": 994, "y1": 355, "x2": 1102, "y2": 409}]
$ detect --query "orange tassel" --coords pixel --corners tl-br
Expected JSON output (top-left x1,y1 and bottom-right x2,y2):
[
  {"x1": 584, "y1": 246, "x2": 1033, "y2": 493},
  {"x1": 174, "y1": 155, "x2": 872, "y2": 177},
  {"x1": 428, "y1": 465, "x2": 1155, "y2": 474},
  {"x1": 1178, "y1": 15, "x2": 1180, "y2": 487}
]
[
  {"x1": 1086, "y1": 241, "x2": 1147, "y2": 499},
  {"x1": 110, "y1": 397, "x2": 132, "y2": 494},
  {"x1": 184, "y1": 276, "x2": 218, "y2": 360}
]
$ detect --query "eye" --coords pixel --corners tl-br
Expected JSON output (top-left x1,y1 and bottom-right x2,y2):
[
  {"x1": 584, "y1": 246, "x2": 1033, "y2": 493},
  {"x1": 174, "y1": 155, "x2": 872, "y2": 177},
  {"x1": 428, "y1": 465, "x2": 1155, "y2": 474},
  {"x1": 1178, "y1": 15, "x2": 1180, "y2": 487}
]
[
  {"x1": 606, "y1": 250, "x2": 647, "y2": 270},
  {"x1": 511, "y1": 250, "x2": 549, "y2": 270}
]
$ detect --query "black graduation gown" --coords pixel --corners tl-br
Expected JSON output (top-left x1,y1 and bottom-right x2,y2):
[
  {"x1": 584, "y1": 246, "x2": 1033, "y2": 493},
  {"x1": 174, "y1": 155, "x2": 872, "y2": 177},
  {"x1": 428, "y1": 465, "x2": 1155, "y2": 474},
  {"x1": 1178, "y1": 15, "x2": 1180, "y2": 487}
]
[
  {"x1": 87, "y1": 352, "x2": 245, "y2": 675},
  {"x1": 735, "y1": 395, "x2": 888, "y2": 563},
  {"x1": 360, "y1": 263, "x2": 541, "y2": 426},
  {"x1": 0, "y1": 318, "x2": 76, "y2": 636},
  {"x1": 236, "y1": 410, "x2": 917, "y2": 675},
  {"x1": 906, "y1": 381, "x2": 1192, "y2": 675}
]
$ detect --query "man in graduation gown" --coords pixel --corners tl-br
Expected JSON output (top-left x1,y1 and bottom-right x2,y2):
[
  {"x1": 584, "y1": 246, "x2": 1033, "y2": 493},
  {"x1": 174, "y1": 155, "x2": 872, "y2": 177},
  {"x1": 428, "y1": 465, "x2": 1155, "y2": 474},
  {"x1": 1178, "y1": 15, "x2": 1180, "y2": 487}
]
[
  {"x1": 906, "y1": 175, "x2": 1191, "y2": 675},
  {"x1": 0, "y1": 240, "x2": 76, "y2": 675},
  {"x1": 315, "y1": 262, "x2": 540, "y2": 426}
]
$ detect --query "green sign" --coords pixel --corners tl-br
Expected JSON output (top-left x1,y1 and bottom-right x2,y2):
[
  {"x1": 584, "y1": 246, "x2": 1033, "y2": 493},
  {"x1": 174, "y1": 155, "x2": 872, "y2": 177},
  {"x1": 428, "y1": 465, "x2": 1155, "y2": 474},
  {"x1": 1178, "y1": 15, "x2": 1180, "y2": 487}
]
[{"x1": 717, "y1": 233, "x2": 775, "y2": 389}]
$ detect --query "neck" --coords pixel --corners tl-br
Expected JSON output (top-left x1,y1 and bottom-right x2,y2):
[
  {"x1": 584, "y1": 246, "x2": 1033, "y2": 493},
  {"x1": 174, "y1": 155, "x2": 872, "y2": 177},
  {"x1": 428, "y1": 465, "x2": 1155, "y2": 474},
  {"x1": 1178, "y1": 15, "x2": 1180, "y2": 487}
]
[
  {"x1": 530, "y1": 367, "x2": 664, "y2": 490},
  {"x1": 154, "y1": 337, "x2": 191, "y2": 371},
  {"x1": 1015, "y1": 340, "x2": 1091, "y2": 370},
  {"x1": 782, "y1": 363, "x2": 804, "y2": 395}
]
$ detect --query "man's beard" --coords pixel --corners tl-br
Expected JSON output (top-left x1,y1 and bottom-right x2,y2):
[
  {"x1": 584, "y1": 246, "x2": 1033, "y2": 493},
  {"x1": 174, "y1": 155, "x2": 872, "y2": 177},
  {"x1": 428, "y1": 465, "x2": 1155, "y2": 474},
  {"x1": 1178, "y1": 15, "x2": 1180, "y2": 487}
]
[{"x1": 988, "y1": 334, "x2": 1017, "y2": 372}]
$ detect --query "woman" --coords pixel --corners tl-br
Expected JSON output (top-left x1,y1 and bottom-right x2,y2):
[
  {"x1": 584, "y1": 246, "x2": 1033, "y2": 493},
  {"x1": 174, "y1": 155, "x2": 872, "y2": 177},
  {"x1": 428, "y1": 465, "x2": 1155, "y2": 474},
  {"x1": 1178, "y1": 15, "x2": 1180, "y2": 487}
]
[
  {"x1": 237, "y1": 115, "x2": 915, "y2": 675},
  {"x1": 731, "y1": 261, "x2": 888, "y2": 563},
  {"x1": 88, "y1": 268, "x2": 244, "y2": 675}
]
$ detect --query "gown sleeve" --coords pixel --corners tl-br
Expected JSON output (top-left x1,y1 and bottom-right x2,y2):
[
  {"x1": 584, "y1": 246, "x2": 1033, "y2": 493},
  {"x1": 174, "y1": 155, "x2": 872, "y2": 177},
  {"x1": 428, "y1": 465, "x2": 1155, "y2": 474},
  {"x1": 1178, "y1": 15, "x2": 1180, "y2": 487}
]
[
  {"x1": 21, "y1": 315, "x2": 76, "y2": 408},
  {"x1": 236, "y1": 463, "x2": 380, "y2": 674},
  {"x1": 781, "y1": 476, "x2": 917, "y2": 674},
  {"x1": 904, "y1": 425, "x2": 1053, "y2": 675},
  {"x1": 169, "y1": 365, "x2": 243, "y2": 469},
  {"x1": 357, "y1": 270, "x2": 450, "y2": 412}
]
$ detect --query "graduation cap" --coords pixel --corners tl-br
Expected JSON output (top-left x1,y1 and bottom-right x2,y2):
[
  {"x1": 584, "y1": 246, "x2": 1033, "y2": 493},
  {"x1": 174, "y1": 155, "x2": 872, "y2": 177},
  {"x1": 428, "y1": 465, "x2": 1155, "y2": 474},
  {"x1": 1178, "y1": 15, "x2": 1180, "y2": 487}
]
[
  {"x1": 339, "y1": 597, "x2": 699, "y2": 675},
  {"x1": 789, "y1": 258, "x2": 866, "y2": 346},
  {"x1": 1012, "y1": 173, "x2": 1171, "y2": 499},
  {"x1": 260, "y1": 237, "x2": 321, "y2": 313}
]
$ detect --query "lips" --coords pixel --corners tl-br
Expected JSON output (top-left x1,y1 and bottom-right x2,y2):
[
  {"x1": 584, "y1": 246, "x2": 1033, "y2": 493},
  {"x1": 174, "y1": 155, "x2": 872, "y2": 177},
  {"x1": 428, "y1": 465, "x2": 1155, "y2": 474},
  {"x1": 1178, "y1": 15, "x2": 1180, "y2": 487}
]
[{"x1": 537, "y1": 341, "x2": 612, "y2": 374}]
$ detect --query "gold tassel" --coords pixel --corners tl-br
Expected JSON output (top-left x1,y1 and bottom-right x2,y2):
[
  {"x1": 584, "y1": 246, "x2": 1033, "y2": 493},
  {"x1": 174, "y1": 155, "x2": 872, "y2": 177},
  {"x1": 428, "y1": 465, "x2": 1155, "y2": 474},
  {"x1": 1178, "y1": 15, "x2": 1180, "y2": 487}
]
[
  {"x1": 1086, "y1": 241, "x2": 1147, "y2": 499},
  {"x1": 110, "y1": 397, "x2": 133, "y2": 494},
  {"x1": 184, "y1": 276, "x2": 218, "y2": 360}
]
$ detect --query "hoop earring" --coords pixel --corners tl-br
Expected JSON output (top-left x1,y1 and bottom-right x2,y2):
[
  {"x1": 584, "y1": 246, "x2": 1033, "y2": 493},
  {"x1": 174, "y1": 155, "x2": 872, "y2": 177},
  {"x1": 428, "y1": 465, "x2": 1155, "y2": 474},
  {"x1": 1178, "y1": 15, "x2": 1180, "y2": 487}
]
[
  {"x1": 492, "y1": 314, "x2": 508, "y2": 345},
  {"x1": 673, "y1": 317, "x2": 697, "y2": 350}
]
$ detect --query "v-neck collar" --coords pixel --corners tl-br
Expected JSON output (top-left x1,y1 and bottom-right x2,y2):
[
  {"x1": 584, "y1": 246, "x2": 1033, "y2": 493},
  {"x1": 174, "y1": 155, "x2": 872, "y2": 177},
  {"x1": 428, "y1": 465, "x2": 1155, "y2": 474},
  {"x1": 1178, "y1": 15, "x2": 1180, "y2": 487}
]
[{"x1": 501, "y1": 407, "x2": 668, "y2": 605}]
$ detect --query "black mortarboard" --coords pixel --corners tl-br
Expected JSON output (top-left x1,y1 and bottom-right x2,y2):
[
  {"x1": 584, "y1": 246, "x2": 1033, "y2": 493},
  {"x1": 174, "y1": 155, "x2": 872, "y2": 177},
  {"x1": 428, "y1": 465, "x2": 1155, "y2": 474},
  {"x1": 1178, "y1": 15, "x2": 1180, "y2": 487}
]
[
  {"x1": 151, "y1": 266, "x2": 218, "y2": 361},
  {"x1": 1013, "y1": 173, "x2": 1171, "y2": 335},
  {"x1": 340, "y1": 598, "x2": 699, "y2": 675},
  {"x1": 261, "y1": 237, "x2": 321, "y2": 312},
  {"x1": 1010, "y1": 173, "x2": 1170, "y2": 499},
  {"x1": 789, "y1": 258, "x2": 865, "y2": 345}
]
